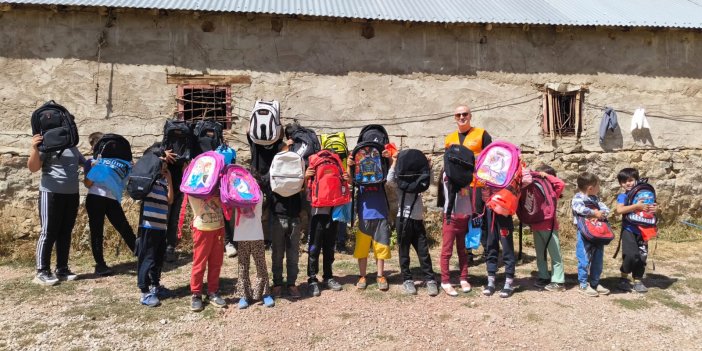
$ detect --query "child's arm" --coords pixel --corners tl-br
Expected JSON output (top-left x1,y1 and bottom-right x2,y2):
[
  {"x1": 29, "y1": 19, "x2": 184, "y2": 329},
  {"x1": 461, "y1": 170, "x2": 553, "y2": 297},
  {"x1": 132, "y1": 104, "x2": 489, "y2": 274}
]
[
  {"x1": 384, "y1": 149, "x2": 397, "y2": 185},
  {"x1": 304, "y1": 168, "x2": 315, "y2": 189},
  {"x1": 164, "y1": 169, "x2": 174, "y2": 205},
  {"x1": 615, "y1": 193, "x2": 649, "y2": 215},
  {"x1": 598, "y1": 200, "x2": 611, "y2": 218},
  {"x1": 572, "y1": 194, "x2": 597, "y2": 218},
  {"x1": 543, "y1": 173, "x2": 566, "y2": 198},
  {"x1": 27, "y1": 134, "x2": 44, "y2": 173}
]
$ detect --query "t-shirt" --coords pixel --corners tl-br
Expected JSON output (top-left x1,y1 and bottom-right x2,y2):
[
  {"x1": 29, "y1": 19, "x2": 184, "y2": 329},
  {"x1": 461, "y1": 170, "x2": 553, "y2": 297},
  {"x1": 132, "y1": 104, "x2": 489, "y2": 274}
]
[
  {"x1": 39, "y1": 147, "x2": 83, "y2": 194},
  {"x1": 357, "y1": 185, "x2": 388, "y2": 221},
  {"x1": 441, "y1": 172, "x2": 473, "y2": 218},
  {"x1": 140, "y1": 177, "x2": 169, "y2": 230},
  {"x1": 271, "y1": 192, "x2": 302, "y2": 218},
  {"x1": 386, "y1": 166, "x2": 423, "y2": 220},
  {"x1": 189, "y1": 196, "x2": 225, "y2": 231},
  {"x1": 233, "y1": 199, "x2": 264, "y2": 241},
  {"x1": 617, "y1": 193, "x2": 641, "y2": 235}
]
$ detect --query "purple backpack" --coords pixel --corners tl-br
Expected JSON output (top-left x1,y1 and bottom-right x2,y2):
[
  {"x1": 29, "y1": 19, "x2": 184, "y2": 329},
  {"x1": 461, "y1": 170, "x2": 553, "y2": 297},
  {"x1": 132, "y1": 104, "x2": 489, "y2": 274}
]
[
  {"x1": 517, "y1": 172, "x2": 557, "y2": 225},
  {"x1": 475, "y1": 141, "x2": 521, "y2": 188},
  {"x1": 220, "y1": 164, "x2": 262, "y2": 209},
  {"x1": 180, "y1": 151, "x2": 224, "y2": 198}
]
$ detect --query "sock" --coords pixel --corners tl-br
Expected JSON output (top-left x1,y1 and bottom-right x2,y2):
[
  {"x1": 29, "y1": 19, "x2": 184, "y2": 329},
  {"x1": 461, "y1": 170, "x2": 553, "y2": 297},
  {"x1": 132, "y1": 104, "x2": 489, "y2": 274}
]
[
  {"x1": 621, "y1": 273, "x2": 630, "y2": 280},
  {"x1": 633, "y1": 279, "x2": 640, "y2": 284},
  {"x1": 505, "y1": 278, "x2": 514, "y2": 288},
  {"x1": 487, "y1": 275, "x2": 496, "y2": 287}
]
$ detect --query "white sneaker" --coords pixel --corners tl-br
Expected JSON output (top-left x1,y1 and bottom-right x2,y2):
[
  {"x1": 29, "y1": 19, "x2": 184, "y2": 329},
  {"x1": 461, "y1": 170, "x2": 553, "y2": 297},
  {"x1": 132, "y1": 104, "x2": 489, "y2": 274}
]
[{"x1": 225, "y1": 243, "x2": 238, "y2": 258}]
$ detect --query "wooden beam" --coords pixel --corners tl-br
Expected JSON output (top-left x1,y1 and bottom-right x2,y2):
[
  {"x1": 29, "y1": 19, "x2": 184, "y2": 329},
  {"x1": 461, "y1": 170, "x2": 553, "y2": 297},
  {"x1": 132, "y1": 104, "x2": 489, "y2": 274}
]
[
  {"x1": 167, "y1": 74, "x2": 252, "y2": 86},
  {"x1": 575, "y1": 91, "x2": 582, "y2": 138}
]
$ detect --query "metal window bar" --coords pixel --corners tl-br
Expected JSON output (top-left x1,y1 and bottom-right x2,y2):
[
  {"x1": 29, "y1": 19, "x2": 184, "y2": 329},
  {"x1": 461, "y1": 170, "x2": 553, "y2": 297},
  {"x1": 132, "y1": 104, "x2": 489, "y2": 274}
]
[{"x1": 176, "y1": 85, "x2": 232, "y2": 129}]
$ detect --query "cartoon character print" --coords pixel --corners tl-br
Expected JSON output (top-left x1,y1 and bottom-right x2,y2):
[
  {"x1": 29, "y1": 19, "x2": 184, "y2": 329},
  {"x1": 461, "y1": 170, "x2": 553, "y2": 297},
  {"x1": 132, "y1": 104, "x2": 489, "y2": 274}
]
[
  {"x1": 628, "y1": 190, "x2": 656, "y2": 225},
  {"x1": 355, "y1": 147, "x2": 383, "y2": 183},
  {"x1": 200, "y1": 197, "x2": 223, "y2": 224},
  {"x1": 478, "y1": 150, "x2": 510, "y2": 185},
  {"x1": 187, "y1": 157, "x2": 215, "y2": 190},
  {"x1": 233, "y1": 177, "x2": 254, "y2": 200}
]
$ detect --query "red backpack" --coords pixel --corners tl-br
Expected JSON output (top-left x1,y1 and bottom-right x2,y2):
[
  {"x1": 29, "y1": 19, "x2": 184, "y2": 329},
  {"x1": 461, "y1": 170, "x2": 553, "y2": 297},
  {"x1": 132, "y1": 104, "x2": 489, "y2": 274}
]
[
  {"x1": 516, "y1": 172, "x2": 558, "y2": 259},
  {"x1": 308, "y1": 150, "x2": 351, "y2": 208}
]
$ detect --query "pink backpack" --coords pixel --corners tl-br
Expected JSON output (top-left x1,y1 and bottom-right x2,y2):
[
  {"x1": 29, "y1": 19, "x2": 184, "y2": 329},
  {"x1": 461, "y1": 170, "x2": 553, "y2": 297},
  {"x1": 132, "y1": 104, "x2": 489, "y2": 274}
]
[
  {"x1": 475, "y1": 141, "x2": 521, "y2": 188},
  {"x1": 180, "y1": 151, "x2": 224, "y2": 198},
  {"x1": 220, "y1": 164, "x2": 262, "y2": 209},
  {"x1": 517, "y1": 172, "x2": 557, "y2": 225}
]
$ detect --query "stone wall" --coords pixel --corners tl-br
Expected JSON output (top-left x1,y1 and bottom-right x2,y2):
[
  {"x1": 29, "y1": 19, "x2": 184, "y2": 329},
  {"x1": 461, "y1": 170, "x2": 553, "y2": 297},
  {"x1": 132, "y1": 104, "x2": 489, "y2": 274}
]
[{"x1": 1, "y1": 6, "x2": 701, "y2": 252}]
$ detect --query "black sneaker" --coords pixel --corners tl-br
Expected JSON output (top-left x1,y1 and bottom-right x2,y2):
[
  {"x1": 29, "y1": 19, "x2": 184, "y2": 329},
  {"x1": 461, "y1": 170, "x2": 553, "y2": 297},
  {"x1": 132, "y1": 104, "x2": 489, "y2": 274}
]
[
  {"x1": 308, "y1": 282, "x2": 321, "y2": 297},
  {"x1": 191, "y1": 295, "x2": 204, "y2": 312},
  {"x1": 94, "y1": 265, "x2": 113, "y2": 277},
  {"x1": 324, "y1": 278, "x2": 343, "y2": 291},
  {"x1": 617, "y1": 278, "x2": 633, "y2": 292},
  {"x1": 207, "y1": 293, "x2": 227, "y2": 308},
  {"x1": 33, "y1": 270, "x2": 59, "y2": 286},
  {"x1": 499, "y1": 286, "x2": 515, "y2": 298},
  {"x1": 534, "y1": 278, "x2": 550, "y2": 289},
  {"x1": 483, "y1": 285, "x2": 496, "y2": 296},
  {"x1": 165, "y1": 247, "x2": 177, "y2": 263},
  {"x1": 55, "y1": 268, "x2": 78, "y2": 281},
  {"x1": 632, "y1": 281, "x2": 648, "y2": 293}
]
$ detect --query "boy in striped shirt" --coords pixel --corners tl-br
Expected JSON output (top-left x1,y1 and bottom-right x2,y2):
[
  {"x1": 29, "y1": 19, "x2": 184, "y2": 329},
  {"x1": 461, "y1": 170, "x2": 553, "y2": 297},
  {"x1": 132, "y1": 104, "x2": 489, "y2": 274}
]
[{"x1": 137, "y1": 159, "x2": 174, "y2": 307}]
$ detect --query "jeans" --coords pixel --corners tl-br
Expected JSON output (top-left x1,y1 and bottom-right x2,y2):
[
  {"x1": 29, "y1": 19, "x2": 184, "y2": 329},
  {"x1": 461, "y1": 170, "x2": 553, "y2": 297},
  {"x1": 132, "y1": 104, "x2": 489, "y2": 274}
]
[
  {"x1": 86, "y1": 194, "x2": 136, "y2": 267},
  {"x1": 576, "y1": 231, "x2": 604, "y2": 288},
  {"x1": 136, "y1": 228, "x2": 166, "y2": 293},
  {"x1": 485, "y1": 211, "x2": 516, "y2": 279},
  {"x1": 271, "y1": 214, "x2": 301, "y2": 286},
  {"x1": 307, "y1": 214, "x2": 336, "y2": 282}
]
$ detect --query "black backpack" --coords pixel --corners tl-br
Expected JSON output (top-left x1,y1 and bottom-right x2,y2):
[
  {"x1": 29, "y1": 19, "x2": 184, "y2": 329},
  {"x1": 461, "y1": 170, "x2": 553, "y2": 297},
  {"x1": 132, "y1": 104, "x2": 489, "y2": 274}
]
[
  {"x1": 92, "y1": 133, "x2": 132, "y2": 162},
  {"x1": 127, "y1": 143, "x2": 163, "y2": 200},
  {"x1": 162, "y1": 119, "x2": 193, "y2": 164},
  {"x1": 288, "y1": 126, "x2": 321, "y2": 166},
  {"x1": 30, "y1": 100, "x2": 79, "y2": 156},
  {"x1": 443, "y1": 143, "x2": 475, "y2": 222},
  {"x1": 395, "y1": 148, "x2": 431, "y2": 230},
  {"x1": 193, "y1": 120, "x2": 224, "y2": 156},
  {"x1": 357, "y1": 124, "x2": 389, "y2": 145}
]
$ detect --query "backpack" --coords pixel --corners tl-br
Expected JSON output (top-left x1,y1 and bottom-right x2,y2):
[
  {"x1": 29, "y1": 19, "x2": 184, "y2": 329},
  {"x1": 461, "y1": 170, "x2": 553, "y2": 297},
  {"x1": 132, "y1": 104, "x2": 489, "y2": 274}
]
[
  {"x1": 193, "y1": 120, "x2": 224, "y2": 155},
  {"x1": 93, "y1": 133, "x2": 132, "y2": 162},
  {"x1": 443, "y1": 143, "x2": 475, "y2": 222},
  {"x1": 127, "y1": 144, "x2": 163, "y2": 200},
  {"x1": 30, "y1": 100, "x2": 79, "y2": 156},
  {"x1": 576, "y1": 200, "x2": 615, "y2": 245},
  {"x1": 475, "y1": 141, "x2": 521, "y2": 188},
  {"x1": 269, "y1": 151, "x2": 305, "y2": 197},
  {"x1": 308, "y1": 150, "x2": 351, "y2": 208},
  {"x1": 625, "y1": 180, "x2": 657, "y2": 228},
  {"x1": 395, "y1": 148, "x2": 431, "y2": 231},
  {"x1": 180, "y1": 151, "x2": 225, "y2": 198},
  {"x1": 216, "y1": 144, "x2": 236, "y2": 165},
  {"x1": 220, "y1": 164, "x2": 262, "y2": 209},
  {"x1": 517, "y1": 172, "x2": 558, "y2": 259},
  {"x1": 288, "y1": 126, "x2": 321, "y2": 166},
  {"x1": 351, "y1": 141, "x2": 387, "y2": 185},
  {"x1": 248, "y1": 100, "x2": 282, "y2": 146},
  {"x1": 357, "y1": 124, "x2": 389, "y2": 145},
  {"x1": 321, "y1": 132, "x2": 349, "y2": 169},
  {"x1": 162, "y1": 119, "x2": 194, "y2": 164}
]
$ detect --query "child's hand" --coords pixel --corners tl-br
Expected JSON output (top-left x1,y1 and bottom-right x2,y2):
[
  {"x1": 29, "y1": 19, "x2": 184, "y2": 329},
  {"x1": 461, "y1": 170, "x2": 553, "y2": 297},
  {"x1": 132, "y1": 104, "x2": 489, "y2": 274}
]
[
  {"x1": 647, "y1": 203, "x2": 658, "y2": 213},
  {"x1": 539, "y1": 171, "x2": 548, "y2": 178},
  {"x1": 31, "y1": 134, "x2": 43, "y2": 150},
  {"x1": 162, "y1": 167, "x2": 171, "y2": 178},
  {"x1": 305, "y1": 168, "x2": 316, "y2": 178},
  {"x1": 161, "y1": 149, "x2": 176, "y2": 164},
  {"x1": 342, "y1": 172, "x2": 350, "y2": 183},
  {"x1": 592, "y1": 209, "x2": 603, "y2": 219},
  {"x1": 347, "y1": 158, "x2": 355, "y2": 167},
  {"x1": 381, "y1": 150, "x2": 391, "y2": 158}
]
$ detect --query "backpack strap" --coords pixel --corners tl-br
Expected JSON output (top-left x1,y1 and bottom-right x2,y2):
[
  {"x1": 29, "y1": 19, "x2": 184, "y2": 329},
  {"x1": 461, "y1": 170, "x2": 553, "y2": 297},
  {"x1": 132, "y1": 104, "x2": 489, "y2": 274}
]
[
  {"x1": 612, "y1": 230, "x2": 623, "y2": 259},
  {"x1": 518, "y1": 221, "x2": 523, "y2": 261},
  {"x1": 543, "y1": 215, "x2": 556, "y2": 261},
  {"x1": 177, "y1": 193, "x2": 189, "y2": 240}
]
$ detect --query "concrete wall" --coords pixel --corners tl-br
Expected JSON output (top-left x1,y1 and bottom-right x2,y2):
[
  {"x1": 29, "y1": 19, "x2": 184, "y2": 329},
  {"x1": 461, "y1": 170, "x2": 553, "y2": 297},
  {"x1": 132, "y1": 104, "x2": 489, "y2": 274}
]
[{"x1": 1, "y1": 7, "x2": 701, "y2": 248}]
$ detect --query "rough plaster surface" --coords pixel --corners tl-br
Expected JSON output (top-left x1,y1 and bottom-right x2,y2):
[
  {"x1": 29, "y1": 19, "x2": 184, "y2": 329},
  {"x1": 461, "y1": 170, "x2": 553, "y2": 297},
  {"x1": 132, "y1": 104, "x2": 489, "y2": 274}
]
[{"x1": 1, "y1": 7, "x2": 701, "y2": 250}]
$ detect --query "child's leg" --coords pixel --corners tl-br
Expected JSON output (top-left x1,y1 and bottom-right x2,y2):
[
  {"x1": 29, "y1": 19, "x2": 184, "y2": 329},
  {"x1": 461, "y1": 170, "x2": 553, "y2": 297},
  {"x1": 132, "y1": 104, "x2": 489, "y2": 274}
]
[
  {"x1": 484, "y1": 212, "x2": 501, "y2": 279},
  {"x1": 307, "y1": 215, "x2": 324, "y2": 283},
  {"x1": 205, "y1": 228, "x2": 225, "y2": 294},
  {"x1": 547, "y1": 231, "x2": 565, "y2": 284},
  {"x1": 86, "y1": 194, "x2": 109, "y2": 268},
  {"x1": 36, "y1": 191, "x2": 59, "y2": 272},
  {"x1": 286, "y1": 218, "x2": 301, "y2": 286},
  {"x1": 105, "y1": 198, "x2": 136, "y2": 253},
  {"x1": 575, "y1": 232, "x2": 590, "y2": 287},
  {"x1": 336, "y1": 221, "x2": 347, "y2": 247},
  {"x1": 440, "y1": 216, "x2": 468, "y2": 284},
  {"x1": 633, "y1": 239, "x2": 648, "y2": 280},
  {"x1": 396, "y1": 218, "x2": 413, "y2": 282},
  {"x1": 497, "y1": 219, "x2": 516, "y2": 280},
  {"x1": 270, "y1": 214, "x2": 286, "y2": 287},
  {"x1": 532, "y1": 230, "x2": 550, "y2": 281},
  {"x1": 55, "y1": 193, "x2": 79, "y2": 271},
  {"x1": 354, "y1": 227, "x2": 373, "y2": 276},
  {"x1": 413, "y1": 220, "x2": 436, "y2": 282},
  {"x1": 151, "y1": 229, "x2": 167, "y2": 287},
  {"x1": 372, "y1": 241, "x2": 391, "y2": 277},
  {"x1": 136, "y1": 228, "x2": 153, "y2": 293},
  {"x1": 620, "y1": 229, "x2": 638, "y2": 277},
  {"x1": 190, "y1": 229, "x2": 209, "y2": 295},
  {"x1": 589, "y1": 245, "x2": 605, "y2": 288},
  {"x1": 236, "y1": 241, "x2": 253, "y2": 300},
  {"x1": 321, "y1": 218, "x2": 336, "y2": 281},
  {"x1": 251, "y1": 240, "x2": 271, "y2": 300}
]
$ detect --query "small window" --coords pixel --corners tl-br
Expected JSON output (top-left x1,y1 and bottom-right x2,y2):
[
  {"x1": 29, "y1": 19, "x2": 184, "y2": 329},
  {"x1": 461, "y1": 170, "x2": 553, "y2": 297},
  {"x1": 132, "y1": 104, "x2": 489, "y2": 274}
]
[
  {"x1": 177, "y1": 85, "x2": 232, "y2": 129},
  {"x1": 543, "y1": 89, "x2": 583, "y2": 138}
]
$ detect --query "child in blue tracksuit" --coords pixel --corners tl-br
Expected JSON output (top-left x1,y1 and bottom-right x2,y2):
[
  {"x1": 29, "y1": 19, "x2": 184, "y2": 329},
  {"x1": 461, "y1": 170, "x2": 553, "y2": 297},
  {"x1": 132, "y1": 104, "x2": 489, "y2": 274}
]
[{"x1": 571, "y1": 172, "x2": 611, "y2": 297}]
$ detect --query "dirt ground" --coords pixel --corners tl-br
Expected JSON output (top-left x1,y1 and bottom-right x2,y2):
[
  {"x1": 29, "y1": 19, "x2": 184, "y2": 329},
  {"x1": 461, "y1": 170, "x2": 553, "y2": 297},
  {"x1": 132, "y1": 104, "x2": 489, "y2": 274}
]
[{"x1": 1, "y1": 238, "x2": 702, "y2": 351}]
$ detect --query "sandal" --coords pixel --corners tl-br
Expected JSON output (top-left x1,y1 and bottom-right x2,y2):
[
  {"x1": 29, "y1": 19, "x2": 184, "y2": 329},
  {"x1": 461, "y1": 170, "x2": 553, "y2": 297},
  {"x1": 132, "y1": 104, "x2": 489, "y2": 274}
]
[
  {"x1": 460, "y1": 280, "x2": 472, "y2": 293},
  {"x1": 482, "y1": 285, "x2": 496, "y2": 296},
  {"x1": 441, "y1": 283, "x2": 458, "y2": 297},
  {"x1": 499, "y1": 286, "x2": 514, "y2": 298}
]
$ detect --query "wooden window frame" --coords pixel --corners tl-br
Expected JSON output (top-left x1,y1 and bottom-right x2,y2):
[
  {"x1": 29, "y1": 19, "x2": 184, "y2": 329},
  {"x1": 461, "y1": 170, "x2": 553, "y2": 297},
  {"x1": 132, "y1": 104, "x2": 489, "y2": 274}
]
[
  {"x1": 542, "y1": 89, "x2": 583, "y2": 139},
  {"x1": 176, "y1": 84, "x2": 232, "y2": 129}
]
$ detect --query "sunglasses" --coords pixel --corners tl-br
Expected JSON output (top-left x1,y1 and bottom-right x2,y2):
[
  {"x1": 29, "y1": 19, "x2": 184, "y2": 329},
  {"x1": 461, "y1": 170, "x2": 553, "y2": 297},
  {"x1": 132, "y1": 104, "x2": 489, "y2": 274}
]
[{"x1": 454, "y1": 112, "x2": 471, "y2": 118}]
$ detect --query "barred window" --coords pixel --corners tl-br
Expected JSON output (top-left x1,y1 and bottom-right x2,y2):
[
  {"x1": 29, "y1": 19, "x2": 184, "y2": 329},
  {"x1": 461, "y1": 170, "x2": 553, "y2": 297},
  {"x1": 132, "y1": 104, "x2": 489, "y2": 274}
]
[{"x1": 177, "y1": 85, "x2": 231, "y2": 129}]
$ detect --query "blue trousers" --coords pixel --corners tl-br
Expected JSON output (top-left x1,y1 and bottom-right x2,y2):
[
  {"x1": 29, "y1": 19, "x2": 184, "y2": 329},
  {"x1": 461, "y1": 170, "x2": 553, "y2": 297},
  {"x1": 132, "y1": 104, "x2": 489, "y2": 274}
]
[{"x1": 575, "y1": 231, "x2": 604, "y2": 288}]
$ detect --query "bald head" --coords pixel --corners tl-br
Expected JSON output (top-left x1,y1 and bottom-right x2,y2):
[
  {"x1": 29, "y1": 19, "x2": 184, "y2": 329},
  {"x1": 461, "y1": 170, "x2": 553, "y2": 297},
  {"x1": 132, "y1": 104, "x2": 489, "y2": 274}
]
[{"x1": 454, "y1": 105, "x2": 472, "y2": 133}]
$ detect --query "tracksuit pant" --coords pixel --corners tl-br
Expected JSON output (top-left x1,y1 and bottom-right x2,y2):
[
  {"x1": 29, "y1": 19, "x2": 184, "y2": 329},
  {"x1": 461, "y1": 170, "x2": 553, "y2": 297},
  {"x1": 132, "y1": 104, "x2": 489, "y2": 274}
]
[
  {"x1": 620, "y1": 229, "x2": 648, "y2": 280},
  {"x1": 86, "y1": 194, "x2": 136, "y2": 268},
  {"x1": 397, "y1": 218, "x2": 435, "y2": 282},
  {"x1": 485, "y1": 211, "x2": 516, "y2": 279},
  {"x1": 36, "y1": 191, "x2": 79, "y2": 272},
  {"x1": 190, "y1": 228, "x2": 224, "y2": 295},
  {"x1": 307, "y1": 214, "x2": 337, "y2": 283}
]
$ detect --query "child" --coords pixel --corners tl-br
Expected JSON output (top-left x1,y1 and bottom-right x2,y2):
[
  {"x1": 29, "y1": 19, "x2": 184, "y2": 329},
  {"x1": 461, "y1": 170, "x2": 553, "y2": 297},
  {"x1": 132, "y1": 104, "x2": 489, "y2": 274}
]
[
  {"x1": 615, "y1": 168, "x2": 657, "y2": 293},
  {"x1": 270, "y1": 138, "x2": 303, "y2": 298},
  {"x1": 571, "y1": 172, "x2": 611, "y2": 297},
  {"x1": 304, "y1": 167, "x2": 349, "y2": 296},
  {"x1": 386, "y1": 150, "x2": 439, "y2": 296},
  {"x1": 136, "y1": 148, "x2": 174, "y2": 307},
  {"x1": 27, "y1": 133, "x2": 85, "y2": 285},
  {"x1": 84, "y1": 132, "x2": 137, "y2": 276},
  {"x1": 482, "y1": 193, "x2": 518, "y2": 298},
  {"x1": 347, "y1": 157, "x2": 392, "y2": 291},
  {"x1": 529, "y1": 164, "x2": 566, "y2": 292},
  {"x1": 187, "y1": 180, "x2": 227, "y2": 311}
]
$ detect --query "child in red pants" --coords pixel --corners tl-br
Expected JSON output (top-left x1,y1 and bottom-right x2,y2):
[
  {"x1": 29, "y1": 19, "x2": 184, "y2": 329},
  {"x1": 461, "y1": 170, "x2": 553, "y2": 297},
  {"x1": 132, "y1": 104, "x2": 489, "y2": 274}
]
[{"x1": 187, "y1": 195, "x2": 226, "y2": 312}]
